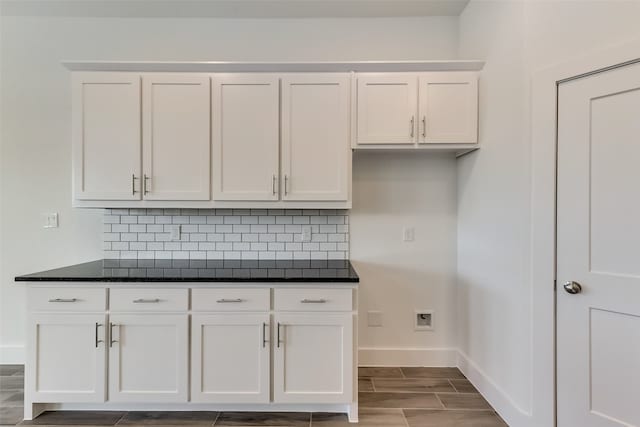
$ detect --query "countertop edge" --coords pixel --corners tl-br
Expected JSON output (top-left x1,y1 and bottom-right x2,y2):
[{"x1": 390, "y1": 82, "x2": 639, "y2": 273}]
[{"x1": 15, "y1": 277, "x2": 359, "y2": 283}]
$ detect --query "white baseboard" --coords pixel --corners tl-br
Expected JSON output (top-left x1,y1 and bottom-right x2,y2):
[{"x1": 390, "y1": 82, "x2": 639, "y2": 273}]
[
  {"x1": 457, "y1": 350, "x2": 532, "y2": 427},
  {"x1": 358, "y1": 347, "x2": 457, "y2": 367},
  {"x1": 0, "y1": 345, "x2": 25, "y2": 364}
]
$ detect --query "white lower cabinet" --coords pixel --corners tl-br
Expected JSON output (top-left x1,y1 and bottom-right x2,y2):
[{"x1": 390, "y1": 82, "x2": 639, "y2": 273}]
[
  {"x1": 191, "y1": 313, "x2": 270, "y2": 403},
  {"x1": 26, "y1": 285, "x2": 356, "y2": 419},
  {"x1": 108, "y1": 314, "x2": 189, "y2": 403},
  {"x1": 28, "y1": 313, "x2": 106, "y2": 403},
  {"x1": 273, "y1": 312, "x2": 353, "y2": 404}
]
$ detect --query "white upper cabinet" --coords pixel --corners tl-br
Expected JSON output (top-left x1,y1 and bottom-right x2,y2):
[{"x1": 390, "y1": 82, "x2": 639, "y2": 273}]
[
  {"x1": 418, "y1": 72, "x2": 478, "y2": 144},
  {"x1": 281, "y1": 74, "x2": 350, "y2": 202},
  {"x1": 142, "y1": 75, "x2": 211, "y2": 201},
  {"x1": 72, "y1": 73, "x2": 141, "y2": 200},
  {"x1": 212, "y1": 75, "x2": 280, "y2": 201},
  {"x1": 354, "y1": 72, "x2": 478, "y2": 148},
  {"x1": 355, "y1": 74, "x2": 418, "y2": 145}
]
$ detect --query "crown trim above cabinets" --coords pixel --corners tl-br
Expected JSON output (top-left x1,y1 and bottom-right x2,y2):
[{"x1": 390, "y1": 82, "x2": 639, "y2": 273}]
[{"x1": 62, "y1": 60, "x2": 485, "y2": 73}]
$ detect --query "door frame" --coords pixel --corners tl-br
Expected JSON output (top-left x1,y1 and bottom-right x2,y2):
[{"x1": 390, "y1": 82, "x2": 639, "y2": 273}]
[{"x1": 531, "y1": 38, "x2": 640, "y2": 427}]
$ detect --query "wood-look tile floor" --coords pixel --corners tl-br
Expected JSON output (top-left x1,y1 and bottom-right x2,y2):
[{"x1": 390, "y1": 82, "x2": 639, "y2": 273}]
[{"x1": 0, "y1": 365, "x2": 508, "y2": 426}]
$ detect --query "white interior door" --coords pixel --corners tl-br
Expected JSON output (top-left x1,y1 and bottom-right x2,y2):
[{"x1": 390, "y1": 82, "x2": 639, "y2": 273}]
[
  {"x1": 212, "y1": 74, "x2": 280, "y2": 201},
  {"x1": 72, "y1": 73, "x2": 141, "y2": 200},
  {"x1": 28, "y1": 313, "x2": 106, "y2": 402},
  {"x1": 273, "y1": 313, "x2": 352, "y2": 404},
  {"x1": 557, "y1": 61, "x2": 640, "y2": 427},
  {"x1": 281, "y1": 73, "x2": 350, "y2": 201},
  {"x1": 191, "y1": 313, "x2": 270, "y2": 403},
  {"x1": 108, "y1": 314, "x2": 188, "y2": 402},
  {"x1": 418, "y1": 72, "x2": 478, "y2": 144},
  {"x1": 355, "y1": 74, "x2": 417, "y2": 145},
  {"x1": 142, "y1": 74, "x2": 210, "y2": 200}
]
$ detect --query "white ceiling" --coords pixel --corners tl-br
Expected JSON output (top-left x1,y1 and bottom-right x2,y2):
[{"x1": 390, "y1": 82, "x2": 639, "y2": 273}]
[{"x1": 0, "y1": 0, "x2": 470, "y2": 18}]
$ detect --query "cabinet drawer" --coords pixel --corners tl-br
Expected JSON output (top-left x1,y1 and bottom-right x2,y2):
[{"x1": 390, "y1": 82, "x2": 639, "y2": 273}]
[
  {"x1": 110, "y1": 289, "x2": 188, "y2": 312},
  {"x1": 274, "y1": 288, "x2": 352, "y2": 312},
  {"x1": 28, "y1": 287, "x2": 106, "y2": 312},
  {"x1": 192, "y1": 288, "x2": 270, "y2": 312}
]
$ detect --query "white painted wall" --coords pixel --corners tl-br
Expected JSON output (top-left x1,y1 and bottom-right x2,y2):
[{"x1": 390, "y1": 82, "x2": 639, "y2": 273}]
[
  {"x1": 351, "y1": 152, "x2": 458, "y2": 366},
  {"x1": 0, "y1": 15, "x2": 459, "y2": 362},
  {"x1": 457, "y1": 1, "x2": 640, "y2": 426}
]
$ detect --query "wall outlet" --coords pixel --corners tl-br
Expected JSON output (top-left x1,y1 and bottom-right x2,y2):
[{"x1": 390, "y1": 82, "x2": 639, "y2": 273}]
[
  {"x1": 367, "y1": 311, "x2": 383, "y2": 327},
  {"x1": 170, "y1": 225, "x2": 181, "y2": 241},
  {"x1": 43, "y1": 213, "x2": 58, "y2": 229},
  {"x1": 415, "y1": 310, "x2": 434, "y2": 331},
  {"x1": 403, "y1": 226, "x2": 415, "y2": 242},
  {"x1": 301, "y1": 226, "x2": 312, "y2": 242}
]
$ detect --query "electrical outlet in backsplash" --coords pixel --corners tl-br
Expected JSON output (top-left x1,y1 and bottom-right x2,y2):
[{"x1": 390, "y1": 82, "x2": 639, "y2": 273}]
[{"x1": 103, "y1": 209, "x2": 349, "y2": 260}]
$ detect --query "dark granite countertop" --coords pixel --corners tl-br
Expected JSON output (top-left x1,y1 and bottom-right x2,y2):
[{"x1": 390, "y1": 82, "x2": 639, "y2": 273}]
[{"x1": 15, "y1": 259, "x2": 359, "y2": 283}]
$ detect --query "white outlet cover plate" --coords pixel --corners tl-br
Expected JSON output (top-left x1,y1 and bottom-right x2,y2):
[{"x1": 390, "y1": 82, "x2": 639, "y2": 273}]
[
  {"x1": 403, "y1": 227, "x2": 415, "y2": 242},
  {"x1": 367, "y1": 311, "x2": 383, "y2": 327},
  {"x1": 301, "y1": 226, "x2": 312, "y2": 242}
]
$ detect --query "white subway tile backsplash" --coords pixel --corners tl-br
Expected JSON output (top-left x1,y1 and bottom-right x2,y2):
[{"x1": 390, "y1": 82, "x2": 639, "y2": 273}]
[{"x1": 104, "y1": 209, "x2": 349, "y2": 260}]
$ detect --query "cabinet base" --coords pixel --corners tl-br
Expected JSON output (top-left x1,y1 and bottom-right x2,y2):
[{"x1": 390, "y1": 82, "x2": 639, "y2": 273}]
[{"x1": 24, "y1": 402, "x2": 359, "y2": 423}]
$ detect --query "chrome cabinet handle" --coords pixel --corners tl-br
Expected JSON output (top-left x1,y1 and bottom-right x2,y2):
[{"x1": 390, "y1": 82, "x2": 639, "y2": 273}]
[
  {"x1": 132, "y1": 174, "x2": 138, "y2": 195},
  {"x1": 272, "y1": 175, "x2": 277, "y2": 196},
  {"x1": 95, "y1": 323, "x2": 103, "y2": 348},
  {"x1": 410, "y1": 116, "x2": 415, "y2": 138},
  {"x1": 277, "y1": 322, "x2": 283, "y2": 348},
  {"x1": 262, "y1": 322, "x2": 269, "y2": 348},
  {"x1": 284, "y1": 175, "x2": 289, "y2": 196},
  {"x1": 422, "y1": 116, "x2": 426, "y2": 138},
  {"x1": 216, "y1": 298, "x2": 243, "y2": 303},
  {"x1": 109, "y1": 323, "x2": 118, "y2": 347},
  {"x1": 143, "y1": 174, "x2": 150, "y2": 195},
  {"x1": 133, "y1": 298, "x2": 160, "y2": 303},
  {"x1": 48, "y1": 298, "x2": 77, "y2": 303},
  {"x1": 301, "y1": 299, "x2": 327, "y2": 304}
]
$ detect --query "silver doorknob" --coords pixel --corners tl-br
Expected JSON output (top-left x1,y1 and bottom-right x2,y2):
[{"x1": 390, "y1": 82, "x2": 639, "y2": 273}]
[{"x1": 563, "y1": 281, "x2": 582, "y2": 294}]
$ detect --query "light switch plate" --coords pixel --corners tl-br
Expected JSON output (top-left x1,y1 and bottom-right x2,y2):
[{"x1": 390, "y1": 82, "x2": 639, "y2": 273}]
[{"x1": 43, "y1": 213, "x2": 58, "y2": 229}]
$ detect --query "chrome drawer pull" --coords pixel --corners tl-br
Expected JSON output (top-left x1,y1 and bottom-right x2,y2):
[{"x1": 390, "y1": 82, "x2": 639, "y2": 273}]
[
  {"x1": 216, "y1": 298, "x2": 243, "y2": 303},
  {"x1": 48, "y1": 298, "x2": 78, "y2": 303},
  {"x1": 133, "y1": 298, "x2": 160, "y2": 303},
  {"x1": 301, "y1": 299, "x2": 327, "y2": 304}
]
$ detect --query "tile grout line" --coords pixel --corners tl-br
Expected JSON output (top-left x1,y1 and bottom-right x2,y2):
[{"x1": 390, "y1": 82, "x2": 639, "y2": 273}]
[
  {"x1": 211, "y1": 411, "x2": 220, "y2": 426},
  {"x1": 433, "y1": 392, "x2": 446, "y2": 411},
  {"x1": 113, "y1": 410, "x2": 128, "y2": 426}
]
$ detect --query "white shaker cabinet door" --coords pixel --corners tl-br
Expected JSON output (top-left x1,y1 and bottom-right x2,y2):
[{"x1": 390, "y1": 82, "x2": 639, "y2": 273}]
[
  {"x1": 142, "y1": 75, "x2": 210, "y2": 200},
  {"x1": 418, "y1": 72, "x2": 478, "y2": 144},
  {"x1": 281, "y1": 74, "x2": 350, "y2": 202},
  {"x1": 355, "y1": 74, "x2": 418, "y2": 145},
  {"x1": 273, "y1": 313, "x2": 353, "y2": 404},
  {"x1": 191, "y1": 313, "x2": 270, "y2": 403},
  {"x1": 108, "y1": 314, "x2": 188, "y2": 403},
  {"x1": 28, "y1": 313, "x2": 107, "y2": 403},
  {"x1": 72, "y1": 73, "x2": 141, "y2": 200},
  {"x1": 212, "y1": 75, "x2": 280, "y2": 201}
]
